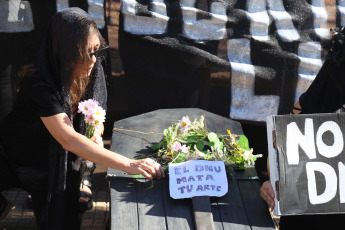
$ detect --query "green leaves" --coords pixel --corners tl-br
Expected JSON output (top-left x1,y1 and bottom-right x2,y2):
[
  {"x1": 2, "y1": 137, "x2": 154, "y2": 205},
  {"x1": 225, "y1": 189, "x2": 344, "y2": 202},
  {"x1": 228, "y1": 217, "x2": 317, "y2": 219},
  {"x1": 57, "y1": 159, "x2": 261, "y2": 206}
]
[
  {"x1": 183, "y1": 136, "x2": 197, "y2": 144},
  {"x1": 207, "y1": 132, "x2": 218, "y2": 143},
  {"x1": 239, "y1": 135, "x2": 250, "y2": 150},
  {"x1": 208, "y1": 132, "x2": 223, "y2": 151},
  {"x1": 173, "y1": 153, "x2": 186, "y2": 163},
  {"x1": 196, "y1": 140, "x2": 204, "y2": 151},
  {"x1": 151, "y1": 143, "x2": 160, "y2": 151}
]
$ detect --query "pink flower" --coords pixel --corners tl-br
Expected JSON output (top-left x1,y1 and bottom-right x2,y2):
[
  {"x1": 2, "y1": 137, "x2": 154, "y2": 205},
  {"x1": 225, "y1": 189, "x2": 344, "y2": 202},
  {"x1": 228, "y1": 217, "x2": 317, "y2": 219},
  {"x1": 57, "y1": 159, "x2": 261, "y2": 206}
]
[
  {"x1": 78, "y1": 99, "x2": 106, "y2": 138},
  {"x1": 172, "y1": 142, "x2": 188, "y2": 153},
  {"x1": 85, "y1": 115, "x2": 95, "y2": 124},
  {"x1": 179, "y1": 116, "x2": 191, "y2": 132},
  {"x1": 181, "y1": 144, "x2": 189, "y2": 153},
  {"x1": 173, "y1": 142, "x2": 182, "y2": 152},
  {"x1": 78, "y1": 99, "x2": 99, "y2": 116}
]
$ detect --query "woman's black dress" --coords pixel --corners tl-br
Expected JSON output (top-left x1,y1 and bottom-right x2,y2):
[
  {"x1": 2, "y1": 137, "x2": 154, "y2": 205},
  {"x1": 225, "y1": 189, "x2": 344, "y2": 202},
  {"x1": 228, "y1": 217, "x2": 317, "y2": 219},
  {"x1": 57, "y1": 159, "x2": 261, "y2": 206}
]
[{"x1": 0, "y1": 7, "x2": 107, "y2": 230}]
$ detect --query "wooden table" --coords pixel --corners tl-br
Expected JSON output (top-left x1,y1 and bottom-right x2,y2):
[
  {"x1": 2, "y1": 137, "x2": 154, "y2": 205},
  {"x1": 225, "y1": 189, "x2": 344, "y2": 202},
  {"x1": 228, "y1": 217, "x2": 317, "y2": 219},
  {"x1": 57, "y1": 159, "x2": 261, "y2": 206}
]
[{"x1": 106, "y1": 108, "x2": 275, "y2": 230}]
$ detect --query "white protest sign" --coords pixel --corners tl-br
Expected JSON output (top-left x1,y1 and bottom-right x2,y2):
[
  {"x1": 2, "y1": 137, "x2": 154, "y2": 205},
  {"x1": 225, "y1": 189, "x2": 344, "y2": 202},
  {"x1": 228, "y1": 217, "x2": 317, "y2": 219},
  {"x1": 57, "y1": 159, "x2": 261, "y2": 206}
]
[{"x1": 169, "y1": 160, "x2": 228, "y2": 199}]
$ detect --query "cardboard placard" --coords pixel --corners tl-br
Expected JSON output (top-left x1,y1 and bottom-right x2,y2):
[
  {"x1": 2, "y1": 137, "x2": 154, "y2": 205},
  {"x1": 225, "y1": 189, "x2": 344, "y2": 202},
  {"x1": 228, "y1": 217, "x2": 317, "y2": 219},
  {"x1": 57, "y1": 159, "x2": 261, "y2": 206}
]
[
  {"x1": 267, "y1": 113, "x2": 345, "y2": 216},
  {"x1": 169, "y1": 160, "x2": 228, "y2": 199}
]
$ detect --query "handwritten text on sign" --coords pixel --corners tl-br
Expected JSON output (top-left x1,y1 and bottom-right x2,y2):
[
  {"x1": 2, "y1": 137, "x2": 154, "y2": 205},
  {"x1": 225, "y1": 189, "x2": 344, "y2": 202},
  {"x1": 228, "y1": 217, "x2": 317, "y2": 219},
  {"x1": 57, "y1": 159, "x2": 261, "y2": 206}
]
[{"x1": 169, "y1": 160, "x2": 228, "y2": 199}]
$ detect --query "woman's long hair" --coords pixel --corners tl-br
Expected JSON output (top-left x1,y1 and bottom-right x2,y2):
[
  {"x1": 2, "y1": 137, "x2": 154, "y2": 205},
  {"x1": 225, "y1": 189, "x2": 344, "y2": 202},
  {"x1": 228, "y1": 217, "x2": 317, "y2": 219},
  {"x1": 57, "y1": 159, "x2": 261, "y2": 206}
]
[
  {"x1": 69, "y1": 23, "x2": 107, "y2": 108},
  {"x1": 19, "y1": 22, "x2": 107, "y2": 108}
]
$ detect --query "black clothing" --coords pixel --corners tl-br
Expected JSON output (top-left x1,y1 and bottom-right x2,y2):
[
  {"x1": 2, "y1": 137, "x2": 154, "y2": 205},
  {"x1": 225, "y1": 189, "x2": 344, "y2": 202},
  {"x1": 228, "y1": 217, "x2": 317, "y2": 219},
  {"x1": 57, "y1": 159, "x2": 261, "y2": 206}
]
[
  {"x1": 299, "y1": 59, "x2": 345, "y2": 114},
  {"x1": 0, "y1": 64, "x2": 12, "y2": 123},
  {"x1": 299, "y1": 26, "x2": 345, "y2": 114},
  {"x1": 0, "y1": 75, "x2": 64, "y2": 167},
  {"x1": 0, "y1": 7, "x2": 107, "y2": 230},
  {"x1": 279, "y1": 213, "x2": 345, "y2": 230},
  {"x1": 280, "y1": 27, "x2": 345, "y2": 230}
]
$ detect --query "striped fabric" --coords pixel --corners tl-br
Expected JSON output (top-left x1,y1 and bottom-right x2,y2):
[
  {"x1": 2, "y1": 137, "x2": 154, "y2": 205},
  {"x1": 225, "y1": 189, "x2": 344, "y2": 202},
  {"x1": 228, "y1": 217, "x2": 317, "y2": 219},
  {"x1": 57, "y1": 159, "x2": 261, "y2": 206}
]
[{"x1": 120, "y1": 0, "x2": 340, "y2": 122}]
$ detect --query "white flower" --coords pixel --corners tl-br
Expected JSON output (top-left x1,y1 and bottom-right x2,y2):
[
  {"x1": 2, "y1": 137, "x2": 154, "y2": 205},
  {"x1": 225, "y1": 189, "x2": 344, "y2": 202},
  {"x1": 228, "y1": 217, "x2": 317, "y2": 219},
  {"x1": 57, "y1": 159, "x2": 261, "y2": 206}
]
[
  {"x1": 93, "y1": 105, "x2": 106, "y2": 126},
  {"x1": 243, "y1": 150, "x2": 250, "y2": 160}
]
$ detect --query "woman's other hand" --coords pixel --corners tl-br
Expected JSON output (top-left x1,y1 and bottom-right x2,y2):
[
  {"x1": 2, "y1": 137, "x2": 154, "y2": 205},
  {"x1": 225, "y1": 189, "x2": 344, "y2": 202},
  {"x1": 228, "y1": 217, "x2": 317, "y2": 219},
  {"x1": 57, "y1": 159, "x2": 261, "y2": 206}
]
[
  {"x1": 94, "y1": 123, "x2": 104, "y2": 137},
  {"x1": 260, "y1": 180, "x2": 275, "y2": 210},
  {"x1": 90, "y1": 133, "x2": 103, "y2": 147},
  {"x1": 90, "y1": 124, "x2": 104, "y2": 147},
  {"x1": 124, "y1": 158, "x2": 165, "y2": 180}
]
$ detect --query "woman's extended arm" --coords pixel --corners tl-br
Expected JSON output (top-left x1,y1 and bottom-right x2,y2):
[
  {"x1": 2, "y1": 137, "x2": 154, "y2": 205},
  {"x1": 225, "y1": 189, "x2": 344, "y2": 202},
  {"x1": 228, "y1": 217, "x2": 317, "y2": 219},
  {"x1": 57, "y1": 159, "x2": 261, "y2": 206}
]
[{"x1": 41, "y1": 113, "x2": 164, "y2": 179}]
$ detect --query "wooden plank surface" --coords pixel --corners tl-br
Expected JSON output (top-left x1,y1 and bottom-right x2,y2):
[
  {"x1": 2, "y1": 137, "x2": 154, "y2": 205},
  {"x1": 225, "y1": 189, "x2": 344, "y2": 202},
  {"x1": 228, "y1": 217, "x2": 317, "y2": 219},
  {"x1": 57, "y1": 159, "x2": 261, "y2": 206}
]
[
  {"x1": 160, "y1": 179, "x2": 196, "y2": 229},
  {"x1": 192, "y1": 196, "x2": 215, "y2": 230},
  {"x1": 210, "y1": 197, "x2": 224, "y2": 230},
  {"x1": 216, "y1": 180, "x2": 252, "y2": 230},
  {"x1": 107, "y1": 109, "x2": 275, "y2": 230},
  {"x1": 109, "y1": 178, "x2": 275, "y2": 230},
  {"x1": 110, "y1": 178, "x2": 197, "y2": 230},
  {"x1": 109, "y1": 179, "x2": 139, "y2": 230},
  {"x1": 135, "y1": 180, "x2": 167, "y2": 230},
  {"x1": 238, "y1": 180, "x2": 275, "y2": 230}
]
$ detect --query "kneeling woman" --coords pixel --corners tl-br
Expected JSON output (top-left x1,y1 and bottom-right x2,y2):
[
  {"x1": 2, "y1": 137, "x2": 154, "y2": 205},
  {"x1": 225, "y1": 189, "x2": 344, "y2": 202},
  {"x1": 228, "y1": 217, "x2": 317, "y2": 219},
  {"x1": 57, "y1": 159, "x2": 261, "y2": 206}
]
[{"x1": 0, "y1": 7, "x2": 164, "y2": 229}]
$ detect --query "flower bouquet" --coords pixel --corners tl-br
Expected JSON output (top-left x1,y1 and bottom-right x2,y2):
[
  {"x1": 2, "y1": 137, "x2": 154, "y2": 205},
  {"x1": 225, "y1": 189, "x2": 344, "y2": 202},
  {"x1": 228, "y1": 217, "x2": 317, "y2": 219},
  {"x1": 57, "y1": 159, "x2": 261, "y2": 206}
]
[
  {"x1": 72, "y1": 99, "x2": 106, "y2": 171},
  {"x1": 77, "y1": 99, "x2": 106, "y2": 139},
  {"x1": 150, "y1": 116, "x2": 262, "y2": 177}
]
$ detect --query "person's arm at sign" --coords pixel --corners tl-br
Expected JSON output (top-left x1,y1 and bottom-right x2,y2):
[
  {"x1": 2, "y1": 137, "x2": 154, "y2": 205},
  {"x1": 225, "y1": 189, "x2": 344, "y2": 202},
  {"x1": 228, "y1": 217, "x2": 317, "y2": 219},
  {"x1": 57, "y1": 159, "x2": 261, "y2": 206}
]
[
  {"x1": 261, "y1": 100, "x2": 303, "y2": 209},
  {"x1": 41, "y1": 113, "x2": 165, "y2": 179},
  {"x1": 260, "y1": 158, "x2": 275, "y2": 210},
  {"x1": 260, "y1": 181, "x2": 275, "y2": 210}
]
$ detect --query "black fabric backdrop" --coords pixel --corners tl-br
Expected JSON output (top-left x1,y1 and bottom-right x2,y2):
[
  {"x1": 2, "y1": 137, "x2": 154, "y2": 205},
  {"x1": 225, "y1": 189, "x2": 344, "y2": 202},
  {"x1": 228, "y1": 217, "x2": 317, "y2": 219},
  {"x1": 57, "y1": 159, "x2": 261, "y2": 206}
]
[{"x1": 118, "y1": 0, "x2": 338, "y2": 120}]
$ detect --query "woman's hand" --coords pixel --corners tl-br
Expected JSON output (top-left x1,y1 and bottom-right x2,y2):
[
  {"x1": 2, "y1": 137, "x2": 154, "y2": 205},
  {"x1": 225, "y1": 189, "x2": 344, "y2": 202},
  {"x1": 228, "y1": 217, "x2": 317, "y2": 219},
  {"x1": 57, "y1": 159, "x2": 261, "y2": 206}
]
[
  {"x1": 90, "y1": 133, "x2": 103, "y2": 147},
  {"x1": 90, "y1": 124, "x2": 104, "y2": 147},
  {"x1": 94, "y1": 123, "x2": 104, "y2": 136},
  {"x1": 124, "y1": 158, "x2": 165, "y2": 180},
  {"x1": 260, "y1": 180, "x2": 275, "y2": 210}
]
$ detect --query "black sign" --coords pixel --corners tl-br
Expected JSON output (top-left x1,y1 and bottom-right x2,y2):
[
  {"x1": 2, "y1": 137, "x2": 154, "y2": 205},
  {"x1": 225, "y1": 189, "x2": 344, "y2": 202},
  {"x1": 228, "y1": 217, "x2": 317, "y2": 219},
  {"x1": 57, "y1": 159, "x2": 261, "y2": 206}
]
[{"x1": 267, "y1": 113, "x2": 345, "y2": 215}]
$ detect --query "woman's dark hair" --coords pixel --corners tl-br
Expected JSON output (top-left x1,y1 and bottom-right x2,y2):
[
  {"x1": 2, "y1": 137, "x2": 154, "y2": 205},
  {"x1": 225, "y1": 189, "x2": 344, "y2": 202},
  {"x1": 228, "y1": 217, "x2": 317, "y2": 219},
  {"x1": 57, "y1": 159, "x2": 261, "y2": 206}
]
[
  {"x1": 69, "y1": 22, "x2": 107, "y2": 107},
  {"x1": 20, "y1": 17, "x2": 107, "y2": 108}
]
